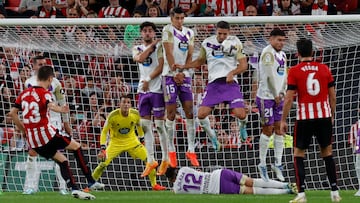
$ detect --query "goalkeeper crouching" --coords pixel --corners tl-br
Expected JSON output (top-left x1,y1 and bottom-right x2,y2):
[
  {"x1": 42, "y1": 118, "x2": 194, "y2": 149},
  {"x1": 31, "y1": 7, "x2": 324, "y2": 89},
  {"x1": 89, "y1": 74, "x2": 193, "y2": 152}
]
[{"x1": 92, "y1": 95, "x2": 166, "y2": 191}]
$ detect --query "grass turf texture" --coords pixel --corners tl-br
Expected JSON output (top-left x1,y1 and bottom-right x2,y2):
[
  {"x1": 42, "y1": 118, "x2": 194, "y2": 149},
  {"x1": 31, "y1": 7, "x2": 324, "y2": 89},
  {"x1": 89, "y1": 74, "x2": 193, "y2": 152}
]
[{"x1": 0, "y1": 190, "x2": 359, "y2": 203}]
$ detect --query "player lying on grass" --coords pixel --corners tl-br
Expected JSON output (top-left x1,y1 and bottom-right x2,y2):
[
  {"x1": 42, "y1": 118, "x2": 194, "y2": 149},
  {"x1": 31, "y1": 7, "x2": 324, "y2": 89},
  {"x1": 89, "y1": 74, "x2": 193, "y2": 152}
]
[{"x1": 165, "y1": 166, "x2": 297, "y2": 195}]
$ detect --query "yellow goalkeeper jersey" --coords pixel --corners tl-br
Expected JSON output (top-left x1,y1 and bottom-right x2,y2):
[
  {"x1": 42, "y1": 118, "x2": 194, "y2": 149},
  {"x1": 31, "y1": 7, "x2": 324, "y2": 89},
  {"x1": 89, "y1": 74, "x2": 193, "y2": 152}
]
[{"x1": 100, "y1": 108, "x2": 144, "y2": 149}]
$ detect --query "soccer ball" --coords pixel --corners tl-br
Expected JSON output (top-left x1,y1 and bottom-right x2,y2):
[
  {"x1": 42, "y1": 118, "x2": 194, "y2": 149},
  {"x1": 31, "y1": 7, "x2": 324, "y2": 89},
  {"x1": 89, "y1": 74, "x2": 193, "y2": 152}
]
[{"x1": 221, "y1": 37, "x2": 237, "y2": 56}]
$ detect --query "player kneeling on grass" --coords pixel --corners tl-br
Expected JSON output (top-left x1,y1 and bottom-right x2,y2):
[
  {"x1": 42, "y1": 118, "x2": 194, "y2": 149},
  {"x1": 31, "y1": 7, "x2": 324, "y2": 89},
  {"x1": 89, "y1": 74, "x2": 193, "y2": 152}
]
[
  {"x1": 9, "y1": 66, "x2": 104, "y2": 200},
  {"x1": 92, "y1": 95, "x2": 166, "y2": 191},
  {"x1": 165, "y1": 166, "x2": 297, "y2": 195}
]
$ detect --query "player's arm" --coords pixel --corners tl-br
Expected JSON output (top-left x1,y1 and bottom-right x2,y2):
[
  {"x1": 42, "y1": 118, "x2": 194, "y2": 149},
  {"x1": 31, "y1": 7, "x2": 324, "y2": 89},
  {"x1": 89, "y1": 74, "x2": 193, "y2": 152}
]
[
  {"x1": 133, "y1": 39, "x2": 161, "y2": 63},
  {"x1": 328, "y1": 84, "x2": 336, "y2": 120},
  {"x1": 261, "y1": 52, "x2": 278, "y2": 98},
  {"x1": 54, "y1": 82, "x2": 72, "y2": 135},
  {"x1": 8, "y1": 107, "x2": 26, "y2": 134},
  {"x1": 182, "y1": 47, "x2": 206, "y2": 70},
  {"x1": 163, "y1": 29, "x2": 176, "y2": 71},
  {"x1": 280, "y1": 70, "x2": 296, "y2": 134},
  {"x1": 185, "y1": 35, "x2": 195, "y2": 65},
  {"x1": 149, "y1": 45, "x2": 165, "y2": 80}
]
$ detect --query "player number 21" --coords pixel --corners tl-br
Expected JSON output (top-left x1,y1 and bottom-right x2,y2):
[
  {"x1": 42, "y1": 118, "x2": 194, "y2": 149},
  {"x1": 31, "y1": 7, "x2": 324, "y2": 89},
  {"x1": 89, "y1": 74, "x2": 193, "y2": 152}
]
[
  {"x1": 22, "y1": 101, "x2": 41, "y2": 124},
  {"x1": 183, "y1": 174, "x2": 203, "y2": 191}
]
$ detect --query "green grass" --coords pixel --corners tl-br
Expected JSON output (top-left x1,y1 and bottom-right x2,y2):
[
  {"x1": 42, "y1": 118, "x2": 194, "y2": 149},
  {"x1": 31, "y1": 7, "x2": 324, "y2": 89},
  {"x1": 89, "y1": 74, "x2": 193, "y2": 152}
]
[{"x1": 0, "y1": 190, "x2": 359, "y2": 203}]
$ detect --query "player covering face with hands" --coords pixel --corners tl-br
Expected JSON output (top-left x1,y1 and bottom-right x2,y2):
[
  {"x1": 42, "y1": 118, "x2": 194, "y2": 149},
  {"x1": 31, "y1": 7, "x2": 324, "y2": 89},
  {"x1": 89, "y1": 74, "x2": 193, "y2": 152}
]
[{"x1": 9, "y1": 66, "x2": 103, "y2": 200}]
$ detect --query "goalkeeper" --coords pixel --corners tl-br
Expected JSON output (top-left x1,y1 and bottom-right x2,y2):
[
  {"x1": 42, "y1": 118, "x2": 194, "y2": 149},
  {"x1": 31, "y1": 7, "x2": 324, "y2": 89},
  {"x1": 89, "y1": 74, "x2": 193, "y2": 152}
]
[
  {"x1": 92, "y1": 95, "x2": 166, "y2": 191},
  {"x1": 174, "y1": 20, "x2": 248, "y2": 151}
]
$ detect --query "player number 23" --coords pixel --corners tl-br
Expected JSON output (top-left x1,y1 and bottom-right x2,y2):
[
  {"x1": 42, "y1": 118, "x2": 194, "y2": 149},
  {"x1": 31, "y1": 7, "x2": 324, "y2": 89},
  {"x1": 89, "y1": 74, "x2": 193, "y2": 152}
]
[
  {"x1": 183, "y1": 174, "x2": 203, "y2": 191},
  {"x1": 22, "y1": 101, "x2": 41, "y2": 124}
]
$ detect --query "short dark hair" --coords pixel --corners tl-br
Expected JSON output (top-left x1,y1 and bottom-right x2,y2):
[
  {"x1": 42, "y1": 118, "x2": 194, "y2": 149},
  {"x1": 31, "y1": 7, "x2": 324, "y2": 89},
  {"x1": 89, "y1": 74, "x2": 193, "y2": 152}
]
[
  {"x1": 170, "y1": 7, "x2": 184, "y2": 16},
  {"x1": 37, "y1": 65, "x2": 54, "y2": 81},
  {"x1": 270, "y1": 28, "x2": 286, "y2": 37},
  {"x1": 165, "y1": 167, "x2": 178, "y2": 182},
  {"x1": 32, "y1": 55, "x2": 46, "y2": 65},
  {"x1": 120, "y1": 94, "x2": 132, "y2": 100},
  {"x1": 140, "y1": 21, "x2": 156, "y2": 31},
  {"x1": 297, "y1": 38, "x2": 313, "y2": 57},
  {"x1": 216, "y1": 21, "x2": 230, "y2": 30}
]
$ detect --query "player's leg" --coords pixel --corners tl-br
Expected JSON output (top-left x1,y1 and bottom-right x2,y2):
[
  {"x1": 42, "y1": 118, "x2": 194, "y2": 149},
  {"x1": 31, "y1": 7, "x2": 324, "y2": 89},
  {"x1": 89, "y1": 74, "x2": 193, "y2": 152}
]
[
  {"x1": 291, "y1": 120, "x2": 312, "y2": 203},
  {"x1": 179, "y1": 78, "x2": 198, "y2": 167},
  {"x1": 197, "y1": 82, "x2": 221, "y2": 151},
  {"x1": 198, "y1": 106, "x2": 220, "y2": 151},
  {"x1": 164, "y1": 76, "x2": 179, "y2": 167},
  {"x1": 23, "y1": 149, "x2": 40, "y2": 195},
  {"x1": 271, "y1": 101, "x2": 285, "y2": 181},
  {"x1": 92, "y1": 144, "x2": 121, "y2": 181},
  {"x1": 355, "y1": 154, "x2": 360, "y2": 196},
  {"x1": 256, "y1": 97, "x2": 275, "y2": 182},
  {"x1": 155, "y1": 118, "x2": 169, "y2": 175},
  {"x1": 55, "y1": 163, "x2": 68, "y2": 195},
  {"x1": 129, "y1": 144, "x2": 165, "y2": 190},
  {"x1": 153, "y1": 93, "x2": 170, "y2": 175},
  {"x1": 317, "y1": 118, "x2": 341, "y2": 202},
  {"x1": 65, "y1": 138, "x2": 104, "y2": 190},
  {"x1": 140, "y1": 117, "x2": 159, "y2": 177}
]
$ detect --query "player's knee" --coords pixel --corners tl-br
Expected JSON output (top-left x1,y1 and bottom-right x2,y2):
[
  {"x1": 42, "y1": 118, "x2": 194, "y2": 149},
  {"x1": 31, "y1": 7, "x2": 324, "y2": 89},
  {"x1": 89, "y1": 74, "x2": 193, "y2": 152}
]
[{"x1": 28, "y1": 149, "x2": 38, "y2": 157}]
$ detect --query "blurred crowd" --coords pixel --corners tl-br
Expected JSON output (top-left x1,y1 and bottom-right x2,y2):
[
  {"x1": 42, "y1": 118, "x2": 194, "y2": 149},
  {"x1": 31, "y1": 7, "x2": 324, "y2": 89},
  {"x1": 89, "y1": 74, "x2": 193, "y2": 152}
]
[{"x1": 0, "y1": 0, "x2": 358, "y2": 19}]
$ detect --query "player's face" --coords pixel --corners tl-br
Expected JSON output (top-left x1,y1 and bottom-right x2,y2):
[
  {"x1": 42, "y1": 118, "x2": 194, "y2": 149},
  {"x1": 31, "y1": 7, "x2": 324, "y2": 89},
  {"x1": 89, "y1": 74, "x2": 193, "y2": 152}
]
[
  {"x1": 270, "y1": 35, "x2": 286, "y2": 52},
  {"x1": 141, "y1": 26, "x2": 155, "y2": 43},
  {"x1": 216, "y1": 28, "x2": 230, "y2": 43},
  {"x1": 33, "y1": 59, "x2": 47, "y2": 72},
  {"x1": 171, "y1": 13, "x2": 185, "y2": 30},
  {"x1": 120, "y1": 98, "x2": 131, "y2": 112},
  {"x1": 45, "y1": 76, "x2": 54, "y2": 89}
]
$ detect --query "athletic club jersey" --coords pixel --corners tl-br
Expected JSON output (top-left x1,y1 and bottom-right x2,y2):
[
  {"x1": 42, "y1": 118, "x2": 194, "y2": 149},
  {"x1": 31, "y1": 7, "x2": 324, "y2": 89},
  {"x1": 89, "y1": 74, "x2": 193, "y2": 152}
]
[
  {"x1": 162, "y1": 24, "x2": 194, "y2": 77},
  {"x1": 173, "y1": 167, "x2": 221, "y2": 194},
  {"x1": 257, "y1": 44, "x2": 287, "y2": 99},
  {"x1": 100, "y1": 108, "x2": 144, "y2": 149},
  {"x1": 287, "y1": 61, "x2": 334, "y2": 120},
  {"x1": 132, "y1": 42, "x2": 163, "y2": 93},
  {"x1": 98, "y1": 6, "x2": 130, "y2": 18},
  {"x1": 200, "y1": 35, "x2": 245, "y2": 83},
  {"x1": 14, "y1": 87, "x2": 57, "y2": 148},
  {"x1": 25, "y1": 75, "x2": 65, "y2": 129},
  {"x1": 215, "y1": 0, "x2": 245, "y2": 16}
]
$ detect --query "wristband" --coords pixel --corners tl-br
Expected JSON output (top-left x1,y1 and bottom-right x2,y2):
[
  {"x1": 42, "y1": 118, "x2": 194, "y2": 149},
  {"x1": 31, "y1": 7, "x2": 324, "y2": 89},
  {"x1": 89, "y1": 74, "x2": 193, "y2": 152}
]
[
  {"x1": 144, "y1": 76, "x2": 151, "y2": 82},
  {"x1": 100, "y1": 145, "x2": 106, "y2": 150}
]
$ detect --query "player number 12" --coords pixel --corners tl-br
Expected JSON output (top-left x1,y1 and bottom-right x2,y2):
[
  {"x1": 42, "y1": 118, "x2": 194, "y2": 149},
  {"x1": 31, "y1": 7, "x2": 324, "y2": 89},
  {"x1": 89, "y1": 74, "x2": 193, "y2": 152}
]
[{"x1": 182, "y1": 174, "x2": 203, "y2": 191}]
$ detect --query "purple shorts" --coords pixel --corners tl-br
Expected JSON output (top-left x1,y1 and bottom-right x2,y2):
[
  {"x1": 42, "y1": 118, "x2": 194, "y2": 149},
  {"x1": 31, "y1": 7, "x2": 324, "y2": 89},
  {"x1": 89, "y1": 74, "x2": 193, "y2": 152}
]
[
  {"x1": 201, "y1": 78, "x2": 245, "y2": 109},
  {"x1": 256, "y1": 97, "x2": 284, "y2": 126},
  {"x1": 138, "y1": 92, "x2": 165, "y2": 118},
  {"x1": 163, "y1": 76, "x2": 193, "y2": 105},
  {"x1": 219, "y1": 169, "x2": 242, "y2": 194}
]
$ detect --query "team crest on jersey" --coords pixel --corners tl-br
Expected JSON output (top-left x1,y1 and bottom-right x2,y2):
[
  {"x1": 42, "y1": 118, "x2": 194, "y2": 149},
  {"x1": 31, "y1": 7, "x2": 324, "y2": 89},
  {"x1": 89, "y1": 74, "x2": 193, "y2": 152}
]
[
  {"x1": 174, "y1": 30, "x2": 190, "y2": 52},
  {"x1": 207, "y1": 43, "x2": 224, "y2": 58},
  {"x1": 118, "y1": 128, "x2": 130, "y2": 134},
  {"x1": 142, "y1": 57, "x2": 153, "y2": 67}
]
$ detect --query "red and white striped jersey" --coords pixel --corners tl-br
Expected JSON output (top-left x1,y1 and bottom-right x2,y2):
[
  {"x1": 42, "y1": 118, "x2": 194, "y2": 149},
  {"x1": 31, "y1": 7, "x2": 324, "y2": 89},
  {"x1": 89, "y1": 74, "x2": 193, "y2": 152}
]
[
  {"x1": 14, "y1": 86, "x2": 57, "y2": 148},
  {"x1": 287, "y1": 61, "x2": 335, "y2": 120},
  {"x1": 173, "y1": 0, "x2": 196, "y2": 12},
  {"x1": 98, "y1": 6, "x2": 130, "y2": 18},
  {"x1": 215, "y1": 0, "x2": 245, "y2": 16}
]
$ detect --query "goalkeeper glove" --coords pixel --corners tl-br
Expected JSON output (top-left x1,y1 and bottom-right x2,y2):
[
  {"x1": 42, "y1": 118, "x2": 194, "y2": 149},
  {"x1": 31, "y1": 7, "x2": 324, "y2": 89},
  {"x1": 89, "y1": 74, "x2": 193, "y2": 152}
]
[
  {"x1": 97, "y1": 145, "x2": 107, "y2": 162},
  {"x1": 139, "y1": 136, "x2": 145, "y2": 145}
]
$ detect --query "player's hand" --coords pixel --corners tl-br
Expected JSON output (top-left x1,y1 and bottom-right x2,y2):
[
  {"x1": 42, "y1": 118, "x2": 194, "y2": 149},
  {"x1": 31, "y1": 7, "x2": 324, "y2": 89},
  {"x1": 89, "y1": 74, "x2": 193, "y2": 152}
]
[
  {"x1": 275, "y1": 96, "x2": 282, "y2": 106},
  {"x1": 63, "y1": 122, "x2": 73, "y2": 136},
  {"x1": 174, "y1": 72, "x2": 185, "y2": 85},
  {"x1": 139, "y1": 136, "x2": 145, "y2": 145},
  {"x1": 141, "y1": 80, "x2": 149, "y2": 92},
  {"x1": 226, "y1": 73, "x2": 234, "y2": 83},
  {"x1": 97, "y1": 149, "x2": 106, "y2": 162},
  {"x1": 61, "y1": 105, "x2": 70, "y2": 113},
  {"x1": 280, "y1": 121, "x2": 288, "y2": 135}
]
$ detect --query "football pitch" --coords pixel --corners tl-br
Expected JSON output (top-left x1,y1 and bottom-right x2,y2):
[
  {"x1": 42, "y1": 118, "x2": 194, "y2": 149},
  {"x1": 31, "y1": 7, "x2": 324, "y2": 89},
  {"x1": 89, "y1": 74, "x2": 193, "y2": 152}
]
[{"x1": 0, "y1": 190, "x2": 359, "y2": 203}]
